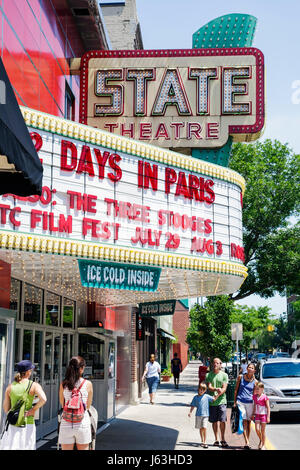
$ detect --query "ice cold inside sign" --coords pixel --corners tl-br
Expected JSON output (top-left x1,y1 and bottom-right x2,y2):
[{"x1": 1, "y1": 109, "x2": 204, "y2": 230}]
[{"x1": 78, "y1": 259, "x2": 161, "y2": 291}]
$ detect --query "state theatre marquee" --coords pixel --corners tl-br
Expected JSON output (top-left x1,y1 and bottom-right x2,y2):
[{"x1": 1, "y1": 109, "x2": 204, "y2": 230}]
[
  {"x1": 80, "y1": 48, "x2": 265, "y2": 150},
  {"x1": 0, "y1": 107, "x2": 247, "y2": 306}
]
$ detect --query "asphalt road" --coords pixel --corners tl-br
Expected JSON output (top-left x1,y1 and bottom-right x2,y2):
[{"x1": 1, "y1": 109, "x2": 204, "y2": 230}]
[{"x1": 267, "y1": 411, "x2": 300, "y2": 450}]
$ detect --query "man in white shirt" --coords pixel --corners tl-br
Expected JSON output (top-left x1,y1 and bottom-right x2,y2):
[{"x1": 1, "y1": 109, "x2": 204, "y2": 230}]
[{"x1": 142, "y1": 354, "x2": 161, "y2": 404}]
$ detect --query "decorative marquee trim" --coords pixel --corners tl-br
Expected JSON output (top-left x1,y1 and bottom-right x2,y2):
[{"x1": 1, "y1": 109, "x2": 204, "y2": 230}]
[
  {"x1": 21, "y1": 106, "x2": 246, "y2": 194},
  {"x1": 0, "y1": 231, "x2": 247, "y2": 279}
]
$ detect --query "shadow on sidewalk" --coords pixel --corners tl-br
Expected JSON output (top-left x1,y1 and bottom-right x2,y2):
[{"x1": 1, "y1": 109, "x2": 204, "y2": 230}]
[{"x1": 95, "y1": 418, "x2": 179, "y2": 450}]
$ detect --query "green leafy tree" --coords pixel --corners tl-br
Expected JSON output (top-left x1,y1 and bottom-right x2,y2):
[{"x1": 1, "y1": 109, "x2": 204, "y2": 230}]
[
  {"x1": 229, "y1": 140, "x2": 300, "y2": 301},
  {"x1": 272, "y1": 313, "x2": 294, "y2": 350},
  {"x1": 230, "y1": 304, "x2": 275, "y2": 354},
  {"x1": 187, "y1": 296, "x2": 234, "y2": 362}
]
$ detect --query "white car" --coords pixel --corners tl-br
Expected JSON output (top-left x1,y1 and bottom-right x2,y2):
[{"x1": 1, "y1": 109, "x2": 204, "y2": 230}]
[{"x1": 257, "y1": 358, "x2": 300, "y2": 413}]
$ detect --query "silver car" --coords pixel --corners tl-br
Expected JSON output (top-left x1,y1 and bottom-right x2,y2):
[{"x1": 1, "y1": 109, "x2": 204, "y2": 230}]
[{"x1": 257, "y1": 358, "x2": 300, "y2": 413}]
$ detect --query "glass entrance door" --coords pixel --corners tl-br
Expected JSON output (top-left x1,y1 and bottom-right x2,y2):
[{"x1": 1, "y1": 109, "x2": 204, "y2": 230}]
[
  {"x1": 0, "y1": 309, "x2": 16, "y2": 429},
  {"x1": 107, "y1": 341, "x2": 116, "y2": 420}
]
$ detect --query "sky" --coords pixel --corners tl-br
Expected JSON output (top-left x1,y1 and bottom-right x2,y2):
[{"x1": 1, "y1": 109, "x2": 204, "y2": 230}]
[{"x1": 135, "y1": 0, "x2": 299, "y2": 317}]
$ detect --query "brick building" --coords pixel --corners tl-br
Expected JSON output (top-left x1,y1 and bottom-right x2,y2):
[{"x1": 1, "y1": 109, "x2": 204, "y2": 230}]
[{"x1": 172, "y1": 300, "x2": 190, "y2": 371}]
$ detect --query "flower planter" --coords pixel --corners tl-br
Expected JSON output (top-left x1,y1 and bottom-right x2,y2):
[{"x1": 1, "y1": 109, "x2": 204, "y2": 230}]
[{"x1": 161, "y1": 375, "x2": 172, "y2": 382}]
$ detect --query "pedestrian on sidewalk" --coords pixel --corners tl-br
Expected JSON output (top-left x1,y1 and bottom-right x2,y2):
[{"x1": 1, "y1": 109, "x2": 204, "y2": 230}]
[
  {"x1": 239, "y1": 359, "x2": 248, "y2": 375},
  {"x1": 142, "y1": 354, "x2": 161, "y2": 405},
  {"x1": 234, "y1": 362, "x2": 257, "y2": 449},
  {"x1": 252, "y1": 382, "x2": 270, "y2": 450},
  {"x1": 188, "y1": 382, "x2": 220, "y2": 448},
  {"x1": 206, "y1": 357, "x2": 229, "y2": 448},
  {"x1": 0, "y1": 360, "x2": 47, "y2": 450},
  {"x1": 198, "y1": 364, "x2": 208, "y2": 387},
  {"x1": 171, "y1": 353, "x2": 182, "y2": 389},
  {"x1": 58, "y1": 356, "x2": 93, "y2": 450}
]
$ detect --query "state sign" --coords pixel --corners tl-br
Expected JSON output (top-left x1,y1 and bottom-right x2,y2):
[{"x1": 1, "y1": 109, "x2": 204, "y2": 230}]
[{"x1": 80, "y1": 48, "x2": 265, "y2": 149}]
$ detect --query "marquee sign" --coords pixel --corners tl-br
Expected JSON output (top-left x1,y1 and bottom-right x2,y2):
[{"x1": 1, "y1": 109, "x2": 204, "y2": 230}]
[
  {"x1": 139, "y1": 299, "x2": 176, "y2": 317},
  {"x1": 78, "y1": 259, "x2": 161, "y2": 292},
  {"x1": 80, "y1": 48, "x2": 265, "y2": 149},
  {"x1": 0, "y1": 107, "x2": 247, "y2": 302}
]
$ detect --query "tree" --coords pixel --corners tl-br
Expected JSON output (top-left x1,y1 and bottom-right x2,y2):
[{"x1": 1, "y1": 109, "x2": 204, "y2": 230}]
[
  {"x1": 229, "y1": 139, "x2": 300, "y2": 301},
  {"x1": 230, "y1": 304, "x2": 275, "y2": 354},
  {"x1": 272, "y1": 313, "x2": 294, "y2": 350},
  {"x1": 187, "y1": 296, "x2": 234, "y2": 362}
]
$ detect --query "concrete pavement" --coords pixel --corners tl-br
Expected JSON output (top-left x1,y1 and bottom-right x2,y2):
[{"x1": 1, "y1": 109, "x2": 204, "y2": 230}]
[
  {"x1": 94, "y1": 360, "x2": 261, "y2": 451},
  {"x1": 38, "y1": 360, "x2": 269, "y2": 451}
]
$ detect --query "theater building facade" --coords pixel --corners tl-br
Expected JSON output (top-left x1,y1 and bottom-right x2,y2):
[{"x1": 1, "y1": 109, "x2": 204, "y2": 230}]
[{"x1": 0, "y1": 2, "x2": 265, "y2": 440}]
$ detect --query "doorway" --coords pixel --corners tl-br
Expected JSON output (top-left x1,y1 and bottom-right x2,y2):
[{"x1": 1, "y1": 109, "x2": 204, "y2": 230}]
[{"x1": 0, "y1": 309, "x2": 16, "y2": 430}]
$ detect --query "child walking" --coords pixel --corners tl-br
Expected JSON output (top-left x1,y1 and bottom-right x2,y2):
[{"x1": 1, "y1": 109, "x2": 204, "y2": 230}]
[
  {"x1": 252, "y1": 382, "x2": 270, "y2": 450},
  {"x1": 188, "y1": 382, "x2": 218, "y2": 448}
]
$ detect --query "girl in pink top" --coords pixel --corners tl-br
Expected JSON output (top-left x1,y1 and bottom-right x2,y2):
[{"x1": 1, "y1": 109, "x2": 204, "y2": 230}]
[{"x1": 252, "y1": 382, "x2": 270, "y2": 450}]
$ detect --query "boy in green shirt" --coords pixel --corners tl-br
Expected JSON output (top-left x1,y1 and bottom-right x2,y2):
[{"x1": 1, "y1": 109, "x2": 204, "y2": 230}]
[{"x1": 206, "y1": 358, "x2": 229, "y2": 447}]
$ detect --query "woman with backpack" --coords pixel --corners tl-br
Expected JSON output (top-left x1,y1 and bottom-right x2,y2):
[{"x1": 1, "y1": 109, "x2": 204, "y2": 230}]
[
  {"x1": 58, "y1": 356, "x2": 93, "y2": 450},
  {"x1": 0, "y1": 360, "x2": 47, "y2": 450}
]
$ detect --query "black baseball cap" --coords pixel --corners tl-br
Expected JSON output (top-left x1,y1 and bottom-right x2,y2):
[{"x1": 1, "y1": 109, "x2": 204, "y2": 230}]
[{"x1": 16, "y1": 360, "x2": 35, "y2": 373}]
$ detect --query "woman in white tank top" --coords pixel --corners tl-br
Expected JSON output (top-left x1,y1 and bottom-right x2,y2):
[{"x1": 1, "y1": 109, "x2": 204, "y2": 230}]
[{"x1": 58, "y1": 356, "x2": 93, "y2": 450}]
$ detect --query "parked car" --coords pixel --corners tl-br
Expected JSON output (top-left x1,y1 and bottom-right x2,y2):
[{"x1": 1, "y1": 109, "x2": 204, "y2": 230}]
[
  {"x1": 257, "y1": 358, "x2": 300, "y2": 413},
  {"x1": 252, "y1": 353, "x2": 267, "y2": 363},
  {"x1": 273, "y1": 352, "x2": 290, "y2": 358}
]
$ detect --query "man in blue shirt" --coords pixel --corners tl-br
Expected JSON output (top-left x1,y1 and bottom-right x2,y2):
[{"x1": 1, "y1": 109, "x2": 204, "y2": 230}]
[{"x1": 188, "y1": 382, "x2": 219, "y2": 448}]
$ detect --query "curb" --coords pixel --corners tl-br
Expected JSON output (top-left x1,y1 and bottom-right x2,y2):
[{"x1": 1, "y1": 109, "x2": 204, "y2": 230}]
[{"x1": 250, "y1": 422, "x2": 276, "y2": 450}]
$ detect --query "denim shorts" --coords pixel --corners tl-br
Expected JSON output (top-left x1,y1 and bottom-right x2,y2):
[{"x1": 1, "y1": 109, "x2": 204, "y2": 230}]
[{"x1": 146, "y1": 376, "x2": 159, "y2": 393}]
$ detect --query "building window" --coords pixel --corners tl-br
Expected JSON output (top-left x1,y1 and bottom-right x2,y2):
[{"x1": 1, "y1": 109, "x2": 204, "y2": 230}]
[
  {"x1": 24, "y1": 284, "x2": 42, "y2": 324},
  {"x1": 65, "y1": 82, "x2": 75, "y2": 121},
  {"x1": 79, "y1": 334, "x2": 105, "y2": 379},
  {"x1": 63, "y1": 298, "x2": 75, "y2": 329},
  {"x1": 10, "y1": 278, "x2": 21, "y2": 320},
  {"x1": 46, "y1": 292, "x2": 60, "y2": 327}
]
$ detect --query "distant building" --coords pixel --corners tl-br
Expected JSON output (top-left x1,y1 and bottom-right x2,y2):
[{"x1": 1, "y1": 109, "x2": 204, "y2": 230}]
[
  {"x1": 100, "y1": 0, "x2": 143, "y2": 49},
  {"x1": 172, "y1": 300, "x2": 190, "y2": 371}
]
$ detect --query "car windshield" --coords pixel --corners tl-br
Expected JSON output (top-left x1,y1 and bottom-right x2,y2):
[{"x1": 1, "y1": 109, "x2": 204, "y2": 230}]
[{"x1": 262, "y1": 362, "x2": 300, "y2": 379}]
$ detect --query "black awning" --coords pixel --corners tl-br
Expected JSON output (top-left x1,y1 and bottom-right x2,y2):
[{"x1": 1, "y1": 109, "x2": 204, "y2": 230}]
[{"x1": 0, "y1": 58, "x2": 43, "y2": 196}]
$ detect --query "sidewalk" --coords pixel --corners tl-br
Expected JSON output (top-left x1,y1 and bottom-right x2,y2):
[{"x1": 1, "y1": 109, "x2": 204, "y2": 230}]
[
  {"x1": 94, "y1": 360, "x2": 260, "y2": 451},
  {"x1": 38, "y1": 361, "x2": 262, "y2": 451}
]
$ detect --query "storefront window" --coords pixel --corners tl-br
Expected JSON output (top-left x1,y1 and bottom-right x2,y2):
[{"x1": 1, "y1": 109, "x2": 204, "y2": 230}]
[
  {"x1": 24, "y1": 284, "x2": 42, "y2": 324},
  {"x1": 63, "y1": 299, "x2": 74, "y2": 328},
  {"x1": 54, "y1": 334, "x2": 61, "y2": 377},
  {"x1": 23, "y1": 330, "x2": 32, "y2": 361},
  {"x1": 79, "y1": 334, "x2": 105, "y2": 379},
  {"x1": 44, "y1": 333, "x2": 52, "y2": 382},
  {"x1": 46, "y1": 292, "x2": 60, "y2": 327},
  {"x1": 62, "y1": 334, "x2": 68, "y2": 378},
  {"x1": 108, "y1": 342, "x2": 115, "y2": 379},
  {"x1": 10, "y1": 279, "x2": 21, "y2": 320},
  {"x1": 34, "y1": 331, "x2": 43, "y2": 383},
  {"x1": 43, "y1": 332, "x2": 52, "y2": 422},
  {"x1": 14, "y1": 328, "x2": 20, "y2": 363}
]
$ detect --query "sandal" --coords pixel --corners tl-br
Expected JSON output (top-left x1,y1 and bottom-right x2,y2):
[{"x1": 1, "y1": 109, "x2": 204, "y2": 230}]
[
  {"x1": 203, "y1": 444, "x2": 208, "y2": 449},
  {"x1": 213, "y1": 441, "x2": 219, "y2": 446},
  {"x1": 220, "y1": 441, "x2": 229, "y2": 447}
]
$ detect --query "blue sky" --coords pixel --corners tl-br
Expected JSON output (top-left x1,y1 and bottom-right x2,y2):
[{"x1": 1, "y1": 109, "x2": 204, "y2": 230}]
[{"x1": 136, "y1": 0, "x2": 299, "y2": 316}]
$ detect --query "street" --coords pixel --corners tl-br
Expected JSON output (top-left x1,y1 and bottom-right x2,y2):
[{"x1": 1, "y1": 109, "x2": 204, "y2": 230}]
[{"x1": 267, "y1": 412, "x2": 300, "y2": 450}]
